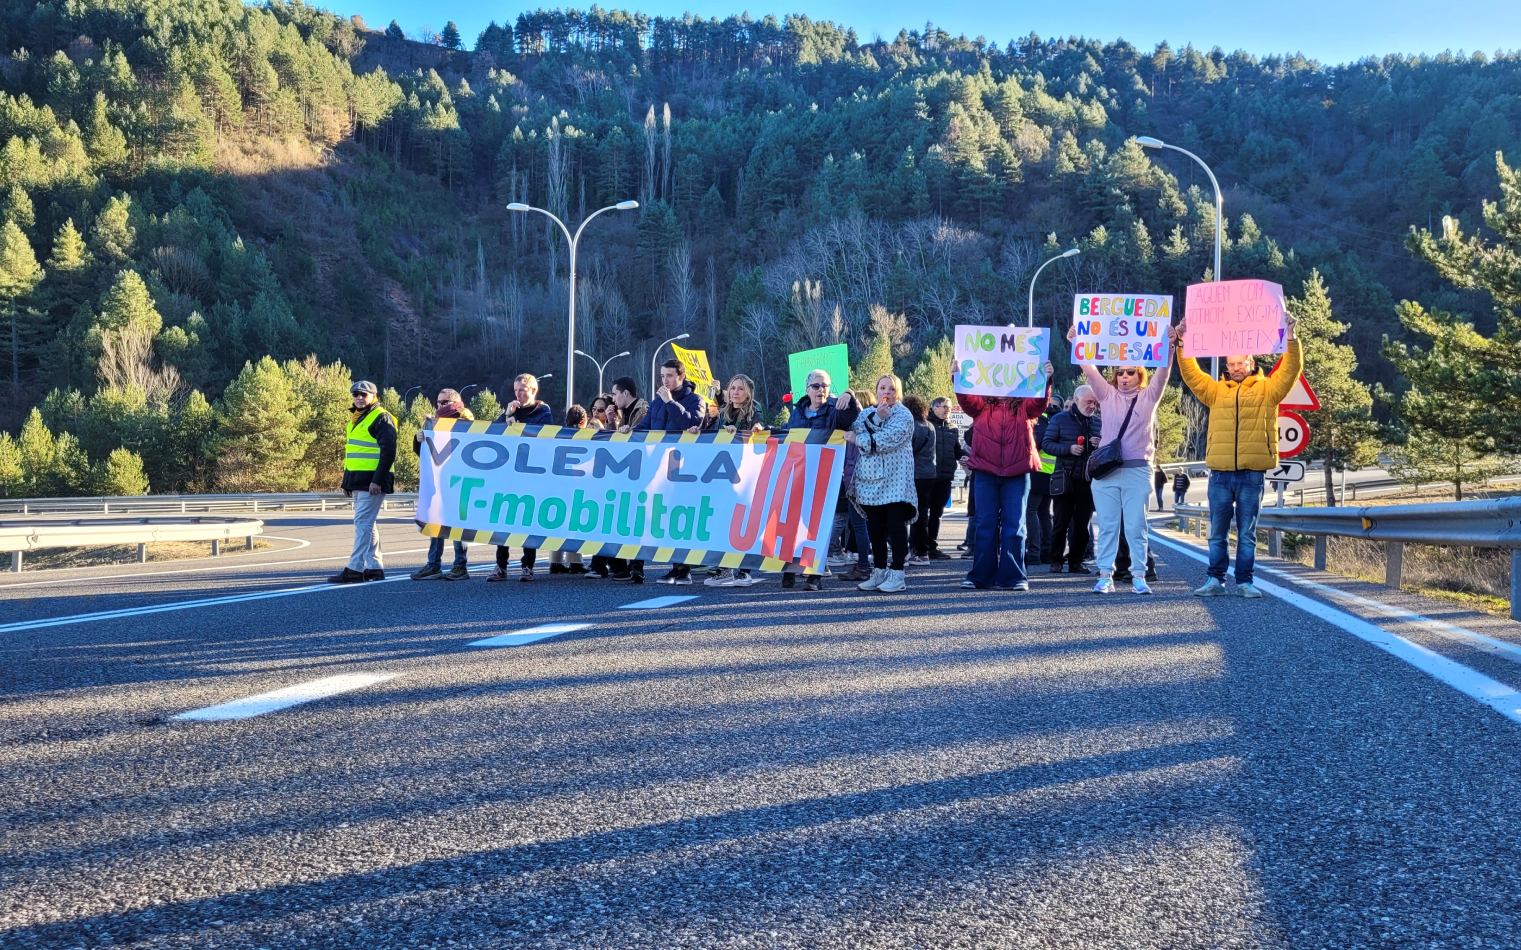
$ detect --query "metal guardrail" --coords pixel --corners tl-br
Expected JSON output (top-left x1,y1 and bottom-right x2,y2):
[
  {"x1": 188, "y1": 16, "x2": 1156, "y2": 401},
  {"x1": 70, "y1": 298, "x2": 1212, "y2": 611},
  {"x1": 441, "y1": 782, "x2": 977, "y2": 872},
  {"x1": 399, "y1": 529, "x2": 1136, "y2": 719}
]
[
  {"x1": 1173, "y1": 498, "x2": 1521, "y2": 620},
  {"x1": 0, "y1": 492, "x2": 419, "y2": 516},
  {"x1": 0, "y1": 516, "x2": 266, "y2": 572}
]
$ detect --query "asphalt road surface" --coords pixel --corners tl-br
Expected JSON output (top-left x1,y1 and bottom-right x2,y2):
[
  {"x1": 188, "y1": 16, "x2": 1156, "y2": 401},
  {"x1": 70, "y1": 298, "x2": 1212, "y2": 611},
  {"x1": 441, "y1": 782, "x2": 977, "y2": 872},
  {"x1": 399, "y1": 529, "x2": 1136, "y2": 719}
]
[{"x1": 4, "y1": 508, "x2": 1521, "y2": 948}]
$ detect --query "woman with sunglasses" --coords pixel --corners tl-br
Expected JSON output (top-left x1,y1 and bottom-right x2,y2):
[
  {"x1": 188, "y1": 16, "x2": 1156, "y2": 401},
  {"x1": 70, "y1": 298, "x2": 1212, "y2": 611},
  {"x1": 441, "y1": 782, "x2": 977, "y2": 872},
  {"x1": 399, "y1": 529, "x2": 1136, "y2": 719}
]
[{"x1": 1067, "y1": 323, "x2": 1172, "y2": 594}]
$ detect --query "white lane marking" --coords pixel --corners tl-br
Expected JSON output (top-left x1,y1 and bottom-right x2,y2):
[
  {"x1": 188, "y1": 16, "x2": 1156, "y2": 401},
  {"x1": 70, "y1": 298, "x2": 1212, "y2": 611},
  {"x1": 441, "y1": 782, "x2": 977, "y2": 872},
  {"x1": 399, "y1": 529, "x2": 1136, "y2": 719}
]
[
  {"x1": 1152, "y1": 534, "x2": 1521, "y2": 724},
  {"x1": 0, "y1": 543, "x2": 435, "y2": 591},
  {"x1": 173, "y1": 673, "x2": 400, "y2": 721},
  {"x1": 620, "y1": 595, "x2": 698, "y2": 609},
  {"x1": 471, "y1": 622, "x2": 593, "y2": 647},
  {"x1": 0, "y1": 577, "x2": 409, "y2": 634}
]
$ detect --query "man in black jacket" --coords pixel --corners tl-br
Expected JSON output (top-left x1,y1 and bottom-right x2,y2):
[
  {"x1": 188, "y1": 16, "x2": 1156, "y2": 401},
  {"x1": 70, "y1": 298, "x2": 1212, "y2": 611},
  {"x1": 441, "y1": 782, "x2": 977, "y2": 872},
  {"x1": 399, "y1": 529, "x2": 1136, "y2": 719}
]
[
  {"x1": 1025, "y1": 395, "x2": 1062, "y2": 566},
  {"x1": 1040, "y1": 386, "x2": 1097, "y2": 574},
  {"x1": 329, "y1": 380, "x2": 396, "y2": 583},
  {"x1": 488, "y1": 374, "x2": 555, "y2": 583},
  {"x1": 926, "y1": 397, "x2": 964, "y2": 559}
]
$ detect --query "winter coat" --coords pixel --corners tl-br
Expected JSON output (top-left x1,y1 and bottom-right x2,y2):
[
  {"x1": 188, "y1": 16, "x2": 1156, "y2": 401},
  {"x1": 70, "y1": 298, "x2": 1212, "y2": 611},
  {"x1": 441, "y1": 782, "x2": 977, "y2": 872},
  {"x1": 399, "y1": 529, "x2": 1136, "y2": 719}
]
[
  {"x1": 1154, "y1": 468, "x2": 1169, "y2": 490},
  {"x1": 1172, "y1": 471, "x2": 1192, "y2": 492},
  {"x1": 958, "y1": 387, "x2": 1051, "y2": 478},
  {"x1": 785, "y1": 393, "x2": 860, "y2": 434},
  {"x1": 928, "y1": 416, "x2": 964, "y2": 480},
  {"x1": 1177, "y1": 339, "x2": 1303, "y2": 472},
  {"x1": 851, "y1": 402, "x2": 918, "y2": 509},
  {"x1": 911, "y1": 419, "x2": 938, "y2": 480},
  {"x1": 496, "y1": 402, "x2": 554, "y2": 427},
  {"x1": 618, "y1": 398, "x2": 649, "y2": 431},
  {"x1": 634, "y1": 381, "x2": 705, "y2": 432},
  {"x1": 413, "y1": 406, "x2": 475, "y2": 454},
  {"x1": 710, "y1": 397, "x2": 765, "y2": 432},
  {"x1": 1041, "y1": 408, "x2": 1095, "y2": 481}
]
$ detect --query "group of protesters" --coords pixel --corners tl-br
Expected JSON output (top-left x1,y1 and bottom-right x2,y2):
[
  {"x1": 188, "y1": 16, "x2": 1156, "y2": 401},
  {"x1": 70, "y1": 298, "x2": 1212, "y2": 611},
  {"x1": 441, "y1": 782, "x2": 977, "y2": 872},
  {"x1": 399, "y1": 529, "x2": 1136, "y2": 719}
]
[{"x1": 331, "y1": 312, "x2": 1303, "y2": 601}]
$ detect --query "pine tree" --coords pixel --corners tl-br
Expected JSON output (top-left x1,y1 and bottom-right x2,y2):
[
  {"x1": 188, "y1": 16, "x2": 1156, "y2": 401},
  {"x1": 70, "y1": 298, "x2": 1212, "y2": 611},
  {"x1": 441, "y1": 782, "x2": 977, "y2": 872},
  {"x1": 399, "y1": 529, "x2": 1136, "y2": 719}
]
[
  {"x1": 469, "y1": 387, "x2": 501, "y2": 422},
  {"x1": 441, "y1": 22, "x2": 462, "y2": 49},
  {"x1": 208, "y1": 357, "x2": 316, "y2": 491},
  {"x1": 0, "y1": 432, "x2": 23, "y2": 497},
  {"x1": 903, "y1": 335, "x2": 956, "y2": 402},
  {"x1": 3, "y1": 186, "x2": 34, "y2": 233},
  {"x1": 93, "y1": 447, "x2": 149, "y2": 495},
  {"x1": 0, "y1": 220, "x2": 43, "y2": 406},
  {"x1": 849, "y1": 328, "x2": 894, "y2": 394},
  {"x1": 283, "y1": 356, "x2": 352, "y2": 489},
  {"x1": 386, "y1": 20, "x2": 405, "y2": 40},
  {"x1": 169, "y1": 389, "x2": 215, "y2": 493},
  {"x1": 17, "y1": 408, "x2": 57, "y2": 495},
  {"x1": 1287, "y1": 271, "x2": 1381, "y2": 504},
  {"x1": 84, "y1": 92, "x2": 129, "y2": 175},
  {"x1": 90, "y1": 195, "x2": 135, "y2": 263}
]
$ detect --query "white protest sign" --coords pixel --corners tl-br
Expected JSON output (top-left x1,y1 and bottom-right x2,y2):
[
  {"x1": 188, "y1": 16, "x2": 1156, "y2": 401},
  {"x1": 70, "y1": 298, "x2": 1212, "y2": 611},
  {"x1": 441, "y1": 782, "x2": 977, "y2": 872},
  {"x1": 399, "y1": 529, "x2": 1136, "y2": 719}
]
[
  {"x1": 953, "y1": 325, "x2": 1050, "y2": 399},
  {"x1": 1070, "y1": 294, "x2": 1173, "y2": 366}
]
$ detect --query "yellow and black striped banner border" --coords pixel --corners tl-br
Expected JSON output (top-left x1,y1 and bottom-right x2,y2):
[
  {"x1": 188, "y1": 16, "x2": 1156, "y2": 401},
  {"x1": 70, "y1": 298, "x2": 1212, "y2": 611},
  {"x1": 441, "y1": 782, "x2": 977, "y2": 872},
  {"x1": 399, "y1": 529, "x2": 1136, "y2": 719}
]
[
  {"x1": 415, "y1": 521, "x2": 810, "y2": 574},
  {"x1": 426, "y1": 418, "x2": 847, "y2": 446}
]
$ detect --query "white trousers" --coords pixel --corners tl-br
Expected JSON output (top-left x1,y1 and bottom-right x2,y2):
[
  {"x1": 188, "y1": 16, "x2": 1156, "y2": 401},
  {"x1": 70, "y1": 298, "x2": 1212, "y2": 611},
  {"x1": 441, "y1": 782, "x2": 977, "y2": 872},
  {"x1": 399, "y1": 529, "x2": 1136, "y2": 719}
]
[
  {"x1": 348, "y1": 490, "x2": 385, "y2": 572},
  {"x1": 1091, "y1": 465, "x2": 1151, "y2": 576}
]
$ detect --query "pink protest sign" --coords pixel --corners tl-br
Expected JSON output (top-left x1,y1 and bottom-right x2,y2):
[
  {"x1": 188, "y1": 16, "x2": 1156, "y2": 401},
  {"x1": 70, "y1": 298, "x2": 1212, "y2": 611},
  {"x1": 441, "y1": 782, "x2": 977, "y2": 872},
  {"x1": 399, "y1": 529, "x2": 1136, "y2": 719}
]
[{"x1": 1183, "y1": 279, "x2": 1288, "y2": 358}]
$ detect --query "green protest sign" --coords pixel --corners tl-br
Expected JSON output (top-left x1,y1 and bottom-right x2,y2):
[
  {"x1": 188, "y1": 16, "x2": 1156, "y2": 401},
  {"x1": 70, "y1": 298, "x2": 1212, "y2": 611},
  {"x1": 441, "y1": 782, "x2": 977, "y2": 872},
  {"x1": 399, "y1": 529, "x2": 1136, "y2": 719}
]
[{"x1": 787, "y1": 344, "x2": 850, "y2": 401}]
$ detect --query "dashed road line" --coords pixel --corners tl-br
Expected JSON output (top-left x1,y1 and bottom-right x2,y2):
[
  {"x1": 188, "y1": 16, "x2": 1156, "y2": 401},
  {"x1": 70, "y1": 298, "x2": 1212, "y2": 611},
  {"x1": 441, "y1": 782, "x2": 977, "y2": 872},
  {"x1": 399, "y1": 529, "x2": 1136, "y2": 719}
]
[
  {"x1": 471, "y1": 623, "x2": 593, "y2": 647},
  {"x1": 172, "y1": 673, "x2": 401, "y2": 721},
  {"x1": 620, "y1": 595, "x2": 699, "y2": 609},
  {"x1": 0, "y1": 577, "x2": 410, "y2": 634},
  {"x1": 1152, "y1": 533, "x2": 1521, "y2": 724}
]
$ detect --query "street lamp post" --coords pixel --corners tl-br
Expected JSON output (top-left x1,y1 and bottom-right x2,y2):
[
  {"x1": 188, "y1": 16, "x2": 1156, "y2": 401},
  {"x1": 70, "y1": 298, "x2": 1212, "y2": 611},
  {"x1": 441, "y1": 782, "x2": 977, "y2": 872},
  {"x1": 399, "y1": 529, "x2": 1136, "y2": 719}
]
[
  {"x1": 651, "y1": 333, "x2": 690, "y2": 397},
  {"x1": 506, "y1": 199, "x2": 639, "y2": 412},
  {"x1": 1027, "y1": 248, "x2": 1080, "y2": 327},
  {"x1": 1136, "y1": 135, "x2": 1222, "y2": 376},
  {"x1": 574, "y1": 349, "x2": 631, "y2": 397}
]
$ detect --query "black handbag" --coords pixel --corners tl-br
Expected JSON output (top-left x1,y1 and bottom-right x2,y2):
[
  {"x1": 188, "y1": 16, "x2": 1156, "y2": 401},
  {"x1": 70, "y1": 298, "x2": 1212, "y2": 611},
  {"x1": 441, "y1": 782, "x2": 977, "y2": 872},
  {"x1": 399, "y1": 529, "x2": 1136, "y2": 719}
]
[{"x1": 1086, "y1": 397, "x2": 1138, "y2": 482}]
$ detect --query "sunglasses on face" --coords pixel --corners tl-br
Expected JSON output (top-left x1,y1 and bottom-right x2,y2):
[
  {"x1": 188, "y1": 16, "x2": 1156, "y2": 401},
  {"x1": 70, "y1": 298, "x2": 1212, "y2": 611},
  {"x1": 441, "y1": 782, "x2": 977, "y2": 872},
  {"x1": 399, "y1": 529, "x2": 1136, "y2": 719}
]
[
  {"x1": 807, "y1": 382, "x2": 827, "y2": 390},
  {"x1": 1115, "y1": 369, "x2": 1140, "y2": 377}
]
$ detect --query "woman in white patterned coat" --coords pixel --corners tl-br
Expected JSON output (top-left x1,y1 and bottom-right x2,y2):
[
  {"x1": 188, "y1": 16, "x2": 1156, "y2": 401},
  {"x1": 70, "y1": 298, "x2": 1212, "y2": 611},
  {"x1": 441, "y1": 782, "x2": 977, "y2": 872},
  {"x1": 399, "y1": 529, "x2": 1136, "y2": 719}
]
[{"x1": 845, "y1": 374, "x2": 918, "y2": 593}]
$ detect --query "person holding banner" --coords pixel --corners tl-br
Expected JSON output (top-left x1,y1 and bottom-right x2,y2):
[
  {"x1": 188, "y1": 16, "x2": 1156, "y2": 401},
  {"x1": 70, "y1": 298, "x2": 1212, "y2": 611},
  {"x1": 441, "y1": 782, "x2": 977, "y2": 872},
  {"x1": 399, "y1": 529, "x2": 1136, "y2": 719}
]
[
  {"x1": 953, "y1": 358, "x2": 1055, "y2": 591},
  {"x1": 411, "y1": 389, "x2": 474, "y2": 582},
  {"x1": 845, "y1": 374, "x2": 918, "y2": 593},
  {"x1": 784, "y1": 369, "x2": 860, "y2": 591},
  {"x1": 488, "y1": 374, "x2": 556, "y2": 582},
  {"x1": 1069, "y1": 322, "x2": 1172, "y2": 595},
  {"x1": 704, "y1": 374, "x2": 768, "y2": 588},
  {"x1": 635, "y1": 359, "x2": 708, "y2": 585},
  {"x1": 1171, "y1": 315, "x2": 1301, "y2": 598}
]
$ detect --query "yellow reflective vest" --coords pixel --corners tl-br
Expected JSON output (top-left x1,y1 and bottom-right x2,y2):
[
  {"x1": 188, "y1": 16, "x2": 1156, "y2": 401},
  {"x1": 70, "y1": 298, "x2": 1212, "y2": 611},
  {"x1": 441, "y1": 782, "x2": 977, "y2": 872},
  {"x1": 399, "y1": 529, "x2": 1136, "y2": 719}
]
[{"x1": 344, "y1": 405, "x2": 394, "y2": 472}]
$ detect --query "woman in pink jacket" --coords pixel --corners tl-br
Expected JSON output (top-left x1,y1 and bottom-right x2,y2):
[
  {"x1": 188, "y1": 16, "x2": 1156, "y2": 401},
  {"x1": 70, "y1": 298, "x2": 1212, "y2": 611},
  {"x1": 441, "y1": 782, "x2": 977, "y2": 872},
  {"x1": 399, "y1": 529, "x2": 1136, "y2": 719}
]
[
  {"x1": 953, "y1": 357, "x2": 1054, "y2": 591},
  {"x1": 1070, "y1": 324, "x2": 1172, "y2": 594}
]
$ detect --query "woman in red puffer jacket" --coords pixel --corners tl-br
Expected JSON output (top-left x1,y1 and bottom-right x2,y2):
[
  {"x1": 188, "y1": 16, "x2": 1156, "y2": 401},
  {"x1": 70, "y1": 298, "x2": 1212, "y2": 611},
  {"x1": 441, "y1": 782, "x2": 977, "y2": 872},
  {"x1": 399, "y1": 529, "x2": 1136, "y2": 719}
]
[{"x1": 954, "y1": 358, "x2": 1053, "y2": 590}]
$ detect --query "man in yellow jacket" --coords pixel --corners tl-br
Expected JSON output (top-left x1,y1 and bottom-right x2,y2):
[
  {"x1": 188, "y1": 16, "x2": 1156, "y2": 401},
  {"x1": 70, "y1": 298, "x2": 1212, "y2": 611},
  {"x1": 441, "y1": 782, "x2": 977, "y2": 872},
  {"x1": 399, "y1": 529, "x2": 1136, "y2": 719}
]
[{"x1": 1170, "y1": 314, "x2": 1301, "y2": 598}]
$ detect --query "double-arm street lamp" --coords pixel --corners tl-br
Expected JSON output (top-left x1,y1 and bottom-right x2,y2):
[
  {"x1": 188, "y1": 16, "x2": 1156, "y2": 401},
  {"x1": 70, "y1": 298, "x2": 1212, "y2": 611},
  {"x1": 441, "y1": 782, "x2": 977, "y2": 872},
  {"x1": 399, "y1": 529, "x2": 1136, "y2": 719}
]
[
  {"x1": 507, "y1": 199, "x2": 639, "y2": 412},
  {"x1": 575, "y1": 349, "x2": 631, "y2": 397},
  {"x1": 651, "y1": 333, "x2": 690, "y2": 397},
  {"x1": 1027, "y1": 247, "x2": 1080, "y2": 327}
]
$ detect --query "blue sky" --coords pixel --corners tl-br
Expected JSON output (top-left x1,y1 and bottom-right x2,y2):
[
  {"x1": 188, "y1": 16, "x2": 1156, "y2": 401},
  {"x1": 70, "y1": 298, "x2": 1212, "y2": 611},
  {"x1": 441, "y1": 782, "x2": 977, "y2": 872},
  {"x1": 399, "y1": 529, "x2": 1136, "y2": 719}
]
[{"x1": 348, "y1": 0, "x2": 1521, "y2": 67}]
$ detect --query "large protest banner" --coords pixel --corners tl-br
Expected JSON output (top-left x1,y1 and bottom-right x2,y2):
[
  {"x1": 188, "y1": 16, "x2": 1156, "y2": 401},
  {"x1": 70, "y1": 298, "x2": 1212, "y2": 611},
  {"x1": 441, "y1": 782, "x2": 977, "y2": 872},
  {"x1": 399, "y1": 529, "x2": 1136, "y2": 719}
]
[
  {"x1": 1070, "y1": 294, "x2": 1172, "y2": 366},
  {"x1": 416, "y1": 420, "x2": 847, "y2": 573},
  {"x1": 1183, "y1": 279, "x2": 1288, "y2": 358},
  {"x1": 953, "y1": 324, "x2": 1050, "y2": 399},
  {"x1": 787, "y1": 343, "x2": 850, "y2": 401}
]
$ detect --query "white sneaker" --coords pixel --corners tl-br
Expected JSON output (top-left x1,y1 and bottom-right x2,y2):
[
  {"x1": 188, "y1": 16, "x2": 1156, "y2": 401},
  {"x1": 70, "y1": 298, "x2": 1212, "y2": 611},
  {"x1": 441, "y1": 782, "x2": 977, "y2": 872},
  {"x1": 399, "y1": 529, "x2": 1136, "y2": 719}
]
[
  {"x1": 858, "y1": 568, "x2": 887, "y2": 591},
  {"x1": 703, "y1": 570, "x2": 733, "y2": 587},
  {"x1": 906, "y1": 555, "x2": 930, "y2": 566},
  {"x1": 827, "y1": 554, "x2": 852, "y2": 568},
  {"x1": 1193, "y1": 578, "x2": 1228, "y2": 597},
  {"x1": 728, "y1": 570, "x2": 755, "y2": 587},
  {"x1": 878, "y1": 568, "x2": 907, "y2": 592}
]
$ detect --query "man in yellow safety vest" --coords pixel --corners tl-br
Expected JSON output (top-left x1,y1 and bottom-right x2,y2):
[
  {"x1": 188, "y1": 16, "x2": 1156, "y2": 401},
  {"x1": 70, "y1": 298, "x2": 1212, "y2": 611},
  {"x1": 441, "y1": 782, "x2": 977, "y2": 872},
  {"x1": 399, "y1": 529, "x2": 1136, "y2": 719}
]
[{"x1": 329, "y1": 380, "x2": 397, "y2": 583}]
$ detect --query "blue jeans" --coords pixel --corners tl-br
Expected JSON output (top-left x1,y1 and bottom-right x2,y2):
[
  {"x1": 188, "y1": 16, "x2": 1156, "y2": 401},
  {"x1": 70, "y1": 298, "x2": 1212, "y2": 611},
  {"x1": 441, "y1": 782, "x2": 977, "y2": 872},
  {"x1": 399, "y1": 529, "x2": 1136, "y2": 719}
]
[
  {"x1": 968, "y1": 472, "x2": 1030, "y2": 588},
  {"x1": 1207, "y1": 469, "x2": 1265, "y2": 583},
  {"x1": 427, "y1": 536, "x2": 468, "y2": 571}
]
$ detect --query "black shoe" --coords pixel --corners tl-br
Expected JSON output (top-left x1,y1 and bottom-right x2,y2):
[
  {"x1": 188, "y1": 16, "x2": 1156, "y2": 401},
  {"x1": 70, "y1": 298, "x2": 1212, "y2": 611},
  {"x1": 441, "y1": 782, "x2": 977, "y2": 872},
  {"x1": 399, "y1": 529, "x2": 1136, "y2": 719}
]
[
  {"x1": 610, "y1": 571, "x2": 634, "y2": 581},
  {"x1": 1047, "y1": 563, "x2": 1063, "y2": 573},
  {"x1": 549, "y1": 563, "x2": 570, "y2": 574},
  {"x1": 443, "y1": 565, "x2": 470, "y2": 581},
  {"x1": 1114, "y1": 572, "x2": 1134, "y2": 584},
  {"x1": 804, "y1": 575, "x2": 822, "y2": 591},
  {"x1": 519, "y1": 569, "x2": 534, "y2": 582},
  {"x1": 328, "y1": 568, "x2": 366, "y2": 583},
  {"x1": 1068, "y1": 566, "x2": 1093, "y2": 575},
  {"x1": 410, "y1": 564, "x2": 443, "y2": 580},
  {"x1": 928, "y1": 550, "x2": 952, "y2": 560},
  {"x1": 782, "y1": 573, "x2": 796, "y2": 589},
  {"x1": 363, "y1": 569, "x2": 385, "y2": 581},
  {"x1": 1145, "y1": 569, "x2": 1159, "y2": 582},
  {"x1": 569, "y1": 564, "x2": 589, "y2": 575},
  {"x1": 631, "y1": 573, "x2": 644, "y2": 584},
  {"x1": 657, "y1": 567, "x2": 679, "y2": 582}
]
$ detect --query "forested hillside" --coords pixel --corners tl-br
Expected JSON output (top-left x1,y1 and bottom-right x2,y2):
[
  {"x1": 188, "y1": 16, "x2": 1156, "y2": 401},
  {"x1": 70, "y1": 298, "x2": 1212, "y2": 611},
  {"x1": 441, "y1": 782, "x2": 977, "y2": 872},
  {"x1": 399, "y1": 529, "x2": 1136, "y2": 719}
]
[{"x1": 1, "y1": 0, "x2": 1519, "y2": 495}]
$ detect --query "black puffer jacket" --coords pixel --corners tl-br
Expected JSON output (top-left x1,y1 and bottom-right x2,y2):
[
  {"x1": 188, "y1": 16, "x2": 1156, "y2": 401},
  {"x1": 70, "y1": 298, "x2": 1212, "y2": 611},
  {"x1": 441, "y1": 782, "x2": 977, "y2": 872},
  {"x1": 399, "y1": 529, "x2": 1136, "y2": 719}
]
[
  {"x1": 929, "y1": 416, "x2": 964, "y2": 480},
  {"x1": 912, "y1": 419, "x2": 937, "y2": 480},
  {"x1": 1041, "y1": 407, "x2": 1095, "y2": 480}
]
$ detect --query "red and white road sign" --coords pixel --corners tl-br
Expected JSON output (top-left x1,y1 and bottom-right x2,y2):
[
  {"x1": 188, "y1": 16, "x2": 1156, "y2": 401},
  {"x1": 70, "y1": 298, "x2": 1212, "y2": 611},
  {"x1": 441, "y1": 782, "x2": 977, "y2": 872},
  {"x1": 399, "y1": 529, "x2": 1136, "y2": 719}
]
[
  {"x1": 1277, "y1": 410, "x2": 1309, "y2": 459},
  {"x1": 1268, "y1": 357, "x2": 1321, "y2": 410}
]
